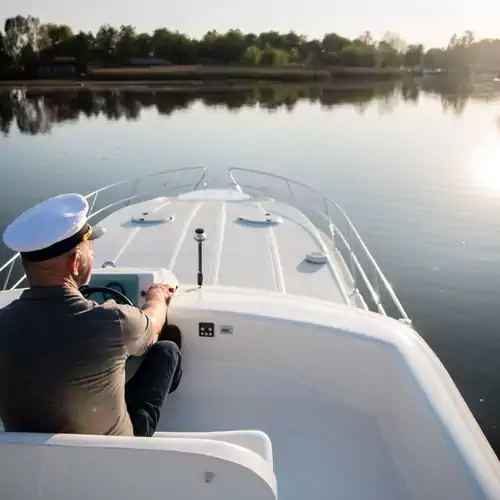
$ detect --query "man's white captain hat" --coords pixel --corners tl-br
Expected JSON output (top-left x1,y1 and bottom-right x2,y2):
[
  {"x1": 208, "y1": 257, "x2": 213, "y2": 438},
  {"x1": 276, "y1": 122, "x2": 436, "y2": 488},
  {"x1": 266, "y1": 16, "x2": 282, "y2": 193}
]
[{"x1": 2, "y1": 193, "x2": 105, "y2": 262}]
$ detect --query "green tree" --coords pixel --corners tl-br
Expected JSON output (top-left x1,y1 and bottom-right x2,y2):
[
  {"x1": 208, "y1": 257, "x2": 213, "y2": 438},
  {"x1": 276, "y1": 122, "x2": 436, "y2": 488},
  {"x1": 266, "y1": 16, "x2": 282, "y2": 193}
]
[
  {"x1": 423, "y1": 48, "x2": 445, "y2": 70},
  {"x1": 242, "y1": 45, "x2": 261, "y2": 65},
  {"x1": 471, "y1": 39, "x2": 500, "y2": 71},
  {"x1": 340, "y1": 42, "x2": 378, "y2": 67},
  {"x1": 282, "y1": 31, "x2": 306, "y2": 51},
  {"x1": 198, "y1": 30, "x2": 217, "y2": 60},
  {"x1": 260, "y1": 43, "x2": 276, "y2": 65},
  {"x1": 43, "y1": 23, "x2": 73, "y2": 48},
  {"x1": 4, "y1": 16, "x2": 500, "y2": 77},
  {"x1": 445, "y1": 31, "x2": 476, "y2": 70},
  {"x1": 116, "y1": 25, "x2": 137, "y2": 61},
  {"x1": 257, "y1": 31, "x2": 282, "y2": 50},
  {"x1": 0, "y1": 31, "x2": 10, "y2": 66},
  {"x1": 95, "y1": 24, "x2": 119, "y2": 62},
  {"x1": 198, "y1": 29, "x2": 248, "y2": 63},
  {"x1": 323, "y1": 52, "x2": 340, "y2": 65},
  {"x1": 322, "y1": 33, "x2": 350, "y2": 54},
  {"x1": 134, "y1": 33, "x2": 153, "y2": 57},
  {"x1": 377, "y1": 41, "x2": 401, "y2": 68},
  {"x1": 273, "y1": 48, "x2": 289, "y2": 66},
  {"x1": 151, "y1": 28, "x2": 170, "y2": 56},
  {"x1": 216, "y1": 30, "x2": 246, "y2": 63},
  {"x1": 168, "y1": 32, "x2": 197, "y2": 64},
  {"x1": 301, "y1": 40, "x2": 322, "y2": 66},
  {"x1": 152, "y1": 28, "x2": 196, "y2": 64},
  {"x1": 260, "y1": 43, "x2": 289, "y2": 65},
  {"x1": 66, "y1": 31, "x2": 94, "y2": 63},
  {"x1": 244, "y1": 33, "x2": 258, "y2": 47},
  {"x1": 4, "y1": 15, "x2": 42, "y2": 63},
  {"x1": 357, "y1": 30, "x2": 374, "y2": 46},
  {"x1": 381, "y1": 31, "x2": 407, "y2": 53},
  {"x1": 459, "y1": 30, "x2": 475, "y2": 68},
  {"x1": 404, "y1": 44, "x2": 424, "y2": 68},
  {"x1": 322, "y1": 33, "x2": 350, "y2": 66},
  {"x1": 462, "y1": 30, "x2": 475, "y2": 48},
  {"x1": 289, "y1": 47, "x2": 300, "y2": 63}
]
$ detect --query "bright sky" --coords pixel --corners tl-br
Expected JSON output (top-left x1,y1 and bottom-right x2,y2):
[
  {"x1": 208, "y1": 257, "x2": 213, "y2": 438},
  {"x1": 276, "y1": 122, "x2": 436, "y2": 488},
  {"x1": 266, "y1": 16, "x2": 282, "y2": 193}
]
[{"x1": 1, "y1": 0, "x2": 498, "y2": 48}]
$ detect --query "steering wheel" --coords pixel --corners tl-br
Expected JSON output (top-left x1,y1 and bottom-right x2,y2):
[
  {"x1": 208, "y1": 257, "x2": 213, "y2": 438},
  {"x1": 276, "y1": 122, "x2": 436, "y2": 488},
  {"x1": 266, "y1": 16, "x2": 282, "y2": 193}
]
[{"x1": 79, "y1": 285, "x2": 133, "y2": 306}]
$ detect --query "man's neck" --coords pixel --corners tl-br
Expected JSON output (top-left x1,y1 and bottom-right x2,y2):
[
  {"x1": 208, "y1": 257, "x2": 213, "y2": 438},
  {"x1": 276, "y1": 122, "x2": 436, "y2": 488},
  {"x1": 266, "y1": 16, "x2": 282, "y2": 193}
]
[{"x1": 28, "y1": 277, "x2": 79, "y2": 289}]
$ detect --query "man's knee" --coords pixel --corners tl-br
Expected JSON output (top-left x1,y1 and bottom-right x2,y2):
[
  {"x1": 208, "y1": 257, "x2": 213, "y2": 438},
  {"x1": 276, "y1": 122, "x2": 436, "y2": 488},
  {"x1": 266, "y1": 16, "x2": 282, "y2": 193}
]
[
  {"x1": 150, "y1": 340, "x2": 180, "y2": 363},
  {"x1": 148, "y1": 340, "x2": 182, "y2": 394}
]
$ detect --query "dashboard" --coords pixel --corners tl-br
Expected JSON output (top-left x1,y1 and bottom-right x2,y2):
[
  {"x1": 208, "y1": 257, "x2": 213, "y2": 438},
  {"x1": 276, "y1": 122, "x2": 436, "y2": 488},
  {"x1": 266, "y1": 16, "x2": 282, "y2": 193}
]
[{"x1": 87, "y1": 266, "x2": 179, "y2": 307}]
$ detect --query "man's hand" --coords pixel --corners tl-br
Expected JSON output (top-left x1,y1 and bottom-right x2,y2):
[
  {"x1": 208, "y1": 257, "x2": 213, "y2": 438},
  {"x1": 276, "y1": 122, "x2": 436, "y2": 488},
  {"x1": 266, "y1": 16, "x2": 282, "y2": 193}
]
[
  {"x1": 144, "y1": 284, "x2": 174, "y2": 306},
  {"x1": 141, "y1": 284, "x2": 175, "y2": 343}
]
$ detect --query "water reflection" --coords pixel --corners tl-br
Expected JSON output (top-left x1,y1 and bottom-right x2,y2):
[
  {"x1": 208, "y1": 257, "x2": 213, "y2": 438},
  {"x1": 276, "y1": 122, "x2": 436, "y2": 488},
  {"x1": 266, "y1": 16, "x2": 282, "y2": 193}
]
[
  {"x1": 0, "y1": 85, "x2": 395, "y2": 136},
  {"x1": 472, "y1": 140, "x2": 500, "y2": 190},
  {"x1": 1, "y1": 77, "x2": 500, "y2": 136}
]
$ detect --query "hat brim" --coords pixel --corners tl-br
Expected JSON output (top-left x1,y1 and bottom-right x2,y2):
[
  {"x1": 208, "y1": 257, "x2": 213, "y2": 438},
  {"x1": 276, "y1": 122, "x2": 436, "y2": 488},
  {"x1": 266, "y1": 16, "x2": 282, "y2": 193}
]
[{"x1": 89, "y1": 226, "x2": 106, "y2": 240}]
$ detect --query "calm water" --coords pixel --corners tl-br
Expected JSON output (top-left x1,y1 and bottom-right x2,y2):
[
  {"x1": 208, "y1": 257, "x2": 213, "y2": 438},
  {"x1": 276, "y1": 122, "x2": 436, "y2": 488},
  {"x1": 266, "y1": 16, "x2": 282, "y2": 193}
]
[{"x1": 2, "y1": 80, "x2": 500, "y2": 450}]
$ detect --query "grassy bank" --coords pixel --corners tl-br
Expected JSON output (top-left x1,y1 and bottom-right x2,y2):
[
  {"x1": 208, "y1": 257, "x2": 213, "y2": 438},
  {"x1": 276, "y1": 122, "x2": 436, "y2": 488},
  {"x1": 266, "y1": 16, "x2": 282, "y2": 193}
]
[
  {"x1": 0, "y1": 66, "x2": 403, "y2": 87},
  {"x1": 88, "y1": 65, "x2": 402, "y2": 82}
]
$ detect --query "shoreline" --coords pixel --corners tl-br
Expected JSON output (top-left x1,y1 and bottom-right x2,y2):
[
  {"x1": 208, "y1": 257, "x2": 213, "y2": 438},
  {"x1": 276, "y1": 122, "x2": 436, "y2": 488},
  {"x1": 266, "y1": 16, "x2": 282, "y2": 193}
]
[
  {"x1": 85, "y1": 65, "x2": 402, "y2": 81},
  {"x1": 0, "y1": 65, "x2": 405, "y2": 90},
  {"x1": 0, "y1": 79, "x2": 399, "y2": 93}
]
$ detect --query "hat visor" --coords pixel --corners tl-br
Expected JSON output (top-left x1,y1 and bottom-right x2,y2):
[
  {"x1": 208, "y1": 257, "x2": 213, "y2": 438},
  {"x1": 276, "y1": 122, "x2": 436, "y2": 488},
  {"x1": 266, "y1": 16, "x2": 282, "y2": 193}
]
[{"x1": 88, "y1": 225, "x2": 106, "y2": 240}]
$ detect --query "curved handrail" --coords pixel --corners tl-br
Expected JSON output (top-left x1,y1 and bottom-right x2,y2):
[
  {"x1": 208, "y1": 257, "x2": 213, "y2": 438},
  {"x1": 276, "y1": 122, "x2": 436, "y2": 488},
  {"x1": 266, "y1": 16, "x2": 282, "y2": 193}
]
[
  {"x1": 0, "y1": 165, "x2": 410, "y2": 323},
  {"x1": 0, "y1": 167, "x2": 207, "y2": 290},
  {"x1": 228, "y1": 167, "x2": 411, "y2": 323}
]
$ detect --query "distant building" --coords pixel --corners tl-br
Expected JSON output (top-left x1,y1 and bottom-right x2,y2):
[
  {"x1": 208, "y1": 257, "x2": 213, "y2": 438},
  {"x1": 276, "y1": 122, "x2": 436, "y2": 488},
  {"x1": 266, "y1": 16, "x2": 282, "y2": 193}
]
[
  {"x1": 37, "y1": 57, "x2": 78, "y2": 78},
  {"x1": 127, "y1": 57, "x2": 172, "y2": 67}
]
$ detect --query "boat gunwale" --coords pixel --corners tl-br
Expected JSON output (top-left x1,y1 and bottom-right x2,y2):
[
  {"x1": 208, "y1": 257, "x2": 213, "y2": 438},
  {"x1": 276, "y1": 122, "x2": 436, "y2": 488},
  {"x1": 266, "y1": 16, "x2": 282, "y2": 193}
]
[{"x1": 228, "y1": 167, "x2": 411, "y2": 323}]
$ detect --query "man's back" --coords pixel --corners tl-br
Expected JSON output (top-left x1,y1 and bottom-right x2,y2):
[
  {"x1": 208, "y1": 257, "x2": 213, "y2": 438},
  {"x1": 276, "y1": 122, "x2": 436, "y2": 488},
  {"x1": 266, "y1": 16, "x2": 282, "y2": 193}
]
[
  {"x1": 0, "y1": 286, "x2": 146, "y2": 436},
  {"x1": 0, "y1": 193, "x2": 179, "y2": 439}
]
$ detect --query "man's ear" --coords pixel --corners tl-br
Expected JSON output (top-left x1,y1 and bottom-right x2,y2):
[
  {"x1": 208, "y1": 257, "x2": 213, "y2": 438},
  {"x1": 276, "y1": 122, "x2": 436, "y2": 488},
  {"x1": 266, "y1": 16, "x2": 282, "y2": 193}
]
[{"x1": 71, "y1": 250, "x2": 80, "y2": 276}]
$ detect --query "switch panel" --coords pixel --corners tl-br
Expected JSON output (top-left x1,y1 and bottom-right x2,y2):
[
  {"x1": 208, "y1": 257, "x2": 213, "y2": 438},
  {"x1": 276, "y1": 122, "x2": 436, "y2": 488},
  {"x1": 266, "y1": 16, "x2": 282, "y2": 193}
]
[{"x1": 199, "y1": 322, "x2": 215, "y2": 337}]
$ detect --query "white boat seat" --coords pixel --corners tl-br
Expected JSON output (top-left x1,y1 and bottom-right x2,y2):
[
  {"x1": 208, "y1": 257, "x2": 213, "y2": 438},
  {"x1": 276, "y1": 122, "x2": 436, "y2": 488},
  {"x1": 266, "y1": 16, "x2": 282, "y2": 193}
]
[
  {"x1": 0, "y1": 431, "x2": 277, "y2": 500},
  {"x1": 154, "y1": 430, "x2": 274, "y2": 466}
]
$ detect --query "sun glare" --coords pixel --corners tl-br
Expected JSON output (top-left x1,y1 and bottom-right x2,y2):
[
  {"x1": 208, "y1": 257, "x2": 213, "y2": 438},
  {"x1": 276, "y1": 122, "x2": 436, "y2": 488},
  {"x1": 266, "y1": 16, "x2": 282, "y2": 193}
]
[{"x1": 473, "y1": 143, "x2": 500, "y2": 190}]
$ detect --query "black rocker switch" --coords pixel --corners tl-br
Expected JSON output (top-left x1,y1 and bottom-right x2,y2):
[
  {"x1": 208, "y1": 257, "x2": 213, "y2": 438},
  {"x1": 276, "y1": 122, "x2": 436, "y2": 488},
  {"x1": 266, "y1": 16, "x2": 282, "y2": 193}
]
[{"x1": 199, "y1": 322, "x2": 215, "y2": 337}]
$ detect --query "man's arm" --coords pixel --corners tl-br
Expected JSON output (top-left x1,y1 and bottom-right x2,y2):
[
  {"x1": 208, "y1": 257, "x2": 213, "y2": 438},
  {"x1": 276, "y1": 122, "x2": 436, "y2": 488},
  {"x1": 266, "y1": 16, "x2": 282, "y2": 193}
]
[
  {"x1": 116, "y1": 284, "x2": 173, "y2": 357},
  {"x1": 140, "y1": 284, "x2": 172, "y2": 343}
]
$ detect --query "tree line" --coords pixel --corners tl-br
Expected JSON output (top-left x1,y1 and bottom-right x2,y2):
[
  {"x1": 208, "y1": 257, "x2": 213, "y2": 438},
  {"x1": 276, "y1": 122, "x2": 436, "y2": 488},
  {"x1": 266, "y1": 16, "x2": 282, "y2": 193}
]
[{"x1": 1, "y1": 15, "x2": 500, "y2": 74}]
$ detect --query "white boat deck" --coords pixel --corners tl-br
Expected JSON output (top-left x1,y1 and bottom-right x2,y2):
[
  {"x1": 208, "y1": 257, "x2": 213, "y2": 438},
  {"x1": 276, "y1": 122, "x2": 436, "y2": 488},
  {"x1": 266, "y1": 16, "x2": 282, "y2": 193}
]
[
  {"x1": 159, "y1": 367, "x2": 413, "y2": 500},
  {"x1": 136, "y1": 286, "x2": 500, "y2": 500},
  {"x1": 1, "y1": 171, "x2": 499, "y2": 500},
  {"x1": 93, "y1": 194, "x2": 353, "y2": 305}
]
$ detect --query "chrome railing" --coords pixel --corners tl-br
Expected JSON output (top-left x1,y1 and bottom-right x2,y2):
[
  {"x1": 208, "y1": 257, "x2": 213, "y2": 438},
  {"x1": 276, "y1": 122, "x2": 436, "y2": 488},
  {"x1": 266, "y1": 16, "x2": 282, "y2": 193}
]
[
  {"x1": 228, "y1": 167, "x2": 411, "y2": 324},
  {"x1": 0, "y1": 167, "x2": 207, "y2": 291},
  {"x1": 0, "y1": 165, "x2": 410, "y2": 323}
]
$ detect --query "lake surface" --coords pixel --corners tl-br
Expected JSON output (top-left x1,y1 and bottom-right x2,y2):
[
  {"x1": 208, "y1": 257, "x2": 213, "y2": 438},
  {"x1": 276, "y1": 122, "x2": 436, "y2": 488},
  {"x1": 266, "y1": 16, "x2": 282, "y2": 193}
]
[{"x1": 2, "y1": 79, "x2": 500, "y2": 451}]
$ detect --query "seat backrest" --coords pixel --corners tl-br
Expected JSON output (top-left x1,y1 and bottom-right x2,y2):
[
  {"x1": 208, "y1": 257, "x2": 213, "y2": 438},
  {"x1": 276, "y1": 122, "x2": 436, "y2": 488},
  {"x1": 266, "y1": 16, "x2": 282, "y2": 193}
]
[
  {"x1": 154, "y1": 430, "x2": 274, "y2": 466},
  {"x1": 0, "y1": 432, "x2": 277, "y2": 500}
]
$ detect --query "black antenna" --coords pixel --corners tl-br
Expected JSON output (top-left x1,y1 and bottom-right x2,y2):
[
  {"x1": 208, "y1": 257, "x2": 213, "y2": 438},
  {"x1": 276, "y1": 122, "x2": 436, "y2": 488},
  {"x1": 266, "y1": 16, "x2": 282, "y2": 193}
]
[{"x1": 194, "y1": 228, "x2": 206, "y2": 287}]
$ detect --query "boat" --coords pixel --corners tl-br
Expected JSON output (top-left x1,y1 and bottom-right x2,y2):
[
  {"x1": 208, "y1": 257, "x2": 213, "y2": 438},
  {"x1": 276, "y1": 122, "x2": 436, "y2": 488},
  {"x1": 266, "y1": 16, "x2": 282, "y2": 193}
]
[{"x1": 0, "y1": 166, "x2": 499, "y2": 500}]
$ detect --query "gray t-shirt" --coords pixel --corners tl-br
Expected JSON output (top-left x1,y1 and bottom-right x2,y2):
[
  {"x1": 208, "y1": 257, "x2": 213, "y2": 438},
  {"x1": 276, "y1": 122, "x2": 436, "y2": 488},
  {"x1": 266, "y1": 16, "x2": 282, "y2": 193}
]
[{"x1": 0, "y1": 285, "x2": 153, "y2": 436}]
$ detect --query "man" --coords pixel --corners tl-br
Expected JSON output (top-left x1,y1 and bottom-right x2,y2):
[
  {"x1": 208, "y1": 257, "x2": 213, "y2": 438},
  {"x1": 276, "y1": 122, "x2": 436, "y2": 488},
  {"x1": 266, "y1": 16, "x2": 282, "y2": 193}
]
[{"x1": 0, "y1": 193, "x2": 182, "y2": 437}]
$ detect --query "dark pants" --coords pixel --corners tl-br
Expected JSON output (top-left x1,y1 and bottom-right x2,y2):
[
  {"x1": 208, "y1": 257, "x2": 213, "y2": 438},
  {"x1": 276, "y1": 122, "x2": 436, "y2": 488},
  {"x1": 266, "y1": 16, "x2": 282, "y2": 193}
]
[{"x1": 125, "y1": 341, "x2": 182, "y2": 437}]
